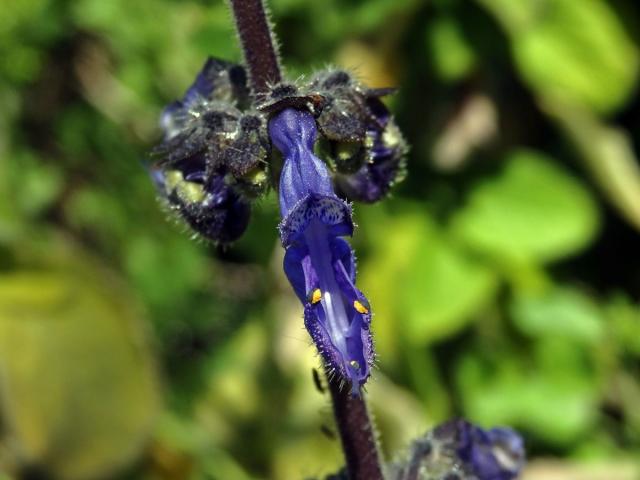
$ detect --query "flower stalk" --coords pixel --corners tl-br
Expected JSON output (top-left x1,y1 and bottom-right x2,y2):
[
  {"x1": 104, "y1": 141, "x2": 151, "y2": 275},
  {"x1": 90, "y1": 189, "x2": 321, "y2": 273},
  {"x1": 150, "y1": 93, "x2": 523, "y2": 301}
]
[
  {"x1": 327, "y1": 374, "x2": 384, "y2": 480},
  {"x1": 228, "y1": 0, "x2": 281, "y2": 94}
]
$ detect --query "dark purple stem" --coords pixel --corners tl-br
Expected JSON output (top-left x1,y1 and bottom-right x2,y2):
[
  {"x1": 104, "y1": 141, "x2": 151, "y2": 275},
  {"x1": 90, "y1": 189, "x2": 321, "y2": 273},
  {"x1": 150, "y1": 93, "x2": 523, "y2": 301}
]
[
  {"x1": 327, "y1": 374, "x2": 384, "y2": 480},
  {"x1": 228, "y1": 0, "x2": 282, "y2": 94}
]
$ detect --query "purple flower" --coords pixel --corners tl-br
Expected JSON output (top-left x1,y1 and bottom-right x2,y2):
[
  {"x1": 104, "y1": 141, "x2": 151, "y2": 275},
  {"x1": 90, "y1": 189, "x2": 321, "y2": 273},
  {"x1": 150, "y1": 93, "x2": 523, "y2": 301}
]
[
  {"x1": 269, "y1": 108, "x2": 374, "y2": 396},
  {"x1": 432, "y1": 419, "x2": 525, "y2": 480},
  {"x1": 393, "y1": 419, "x2": 525, "y2": 480}
]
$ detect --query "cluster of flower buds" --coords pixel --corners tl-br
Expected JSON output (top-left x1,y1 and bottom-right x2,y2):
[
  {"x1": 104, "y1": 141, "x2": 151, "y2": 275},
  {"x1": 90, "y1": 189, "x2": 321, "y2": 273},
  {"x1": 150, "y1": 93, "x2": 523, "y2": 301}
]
[
  {"x1": 151, "y1": 58, "x2": 271, "y2": 243},
  {"x1": 151, "y1": 57, "x2": 407, "y2": 244},
  {"x1": 390, "y1": 419, "x2": 525, "y2": 480},
  {"x1": 151, "y1": 57, "x2": 407, "y2": 395},
  {"x1": 258, "y1": 70, "x2": 408, "y2": 203}
]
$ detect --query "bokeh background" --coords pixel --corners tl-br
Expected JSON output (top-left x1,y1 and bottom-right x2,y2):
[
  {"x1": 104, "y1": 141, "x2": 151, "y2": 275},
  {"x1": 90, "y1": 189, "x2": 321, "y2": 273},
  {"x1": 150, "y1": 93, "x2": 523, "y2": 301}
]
[{"x1": 1, "y1": 0, "x2": 640, "y2": 478}]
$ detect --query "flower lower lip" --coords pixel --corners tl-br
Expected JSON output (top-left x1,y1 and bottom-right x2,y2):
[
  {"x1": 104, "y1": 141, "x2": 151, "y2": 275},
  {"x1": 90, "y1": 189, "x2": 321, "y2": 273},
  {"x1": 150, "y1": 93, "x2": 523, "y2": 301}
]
[{"x1": 304, "y1": 218, "x2": 350, "y2": 358}]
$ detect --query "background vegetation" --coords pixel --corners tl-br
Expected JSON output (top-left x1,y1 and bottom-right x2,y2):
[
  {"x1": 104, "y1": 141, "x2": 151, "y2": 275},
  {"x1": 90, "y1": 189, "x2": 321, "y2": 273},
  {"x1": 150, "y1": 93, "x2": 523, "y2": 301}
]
[{"x1": 1, "y1": 0, "x2": 639, "y2": 478}]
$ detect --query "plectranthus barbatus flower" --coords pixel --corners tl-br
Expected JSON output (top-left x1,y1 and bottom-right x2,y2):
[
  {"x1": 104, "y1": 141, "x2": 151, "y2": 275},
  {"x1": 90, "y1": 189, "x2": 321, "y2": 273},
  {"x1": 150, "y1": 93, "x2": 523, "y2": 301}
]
[{"x1": 269, "y1": 108, "x2": 374, "y2": 396}]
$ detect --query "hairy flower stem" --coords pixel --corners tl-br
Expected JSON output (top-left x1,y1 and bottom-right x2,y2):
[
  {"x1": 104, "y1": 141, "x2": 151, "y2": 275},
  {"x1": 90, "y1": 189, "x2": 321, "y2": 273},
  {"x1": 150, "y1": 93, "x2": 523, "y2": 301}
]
[
  {"x1": 228, "y1": 0, "x2": 282, "y2": 94},
  {"x1": 327, "y1": 374, "x2": 384, "y2": 480}
]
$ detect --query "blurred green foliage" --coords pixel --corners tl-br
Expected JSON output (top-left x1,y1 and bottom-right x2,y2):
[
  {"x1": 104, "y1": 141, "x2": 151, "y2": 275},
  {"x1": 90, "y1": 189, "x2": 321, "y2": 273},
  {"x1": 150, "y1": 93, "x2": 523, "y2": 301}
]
[{"x1": 1, "y1": 0, "x2": 640, "y2": 479}]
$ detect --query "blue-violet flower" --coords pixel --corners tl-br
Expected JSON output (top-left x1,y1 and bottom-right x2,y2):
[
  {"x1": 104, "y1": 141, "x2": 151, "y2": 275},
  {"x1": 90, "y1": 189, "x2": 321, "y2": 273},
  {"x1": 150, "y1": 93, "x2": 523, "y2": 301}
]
[{"x1": 269, "y1": 108, "x2": 374, "y2": 396}]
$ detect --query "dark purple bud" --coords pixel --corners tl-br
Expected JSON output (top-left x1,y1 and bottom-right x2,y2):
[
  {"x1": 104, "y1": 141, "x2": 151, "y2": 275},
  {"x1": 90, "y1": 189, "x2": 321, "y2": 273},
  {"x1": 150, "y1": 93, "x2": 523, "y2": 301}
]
[
  {"x1": 332, "y1": 95, "x2": 407, "y2": 203},
  {"x1": 394, "y1": 419, "x2": 525, "y2": 480},
  {"x1": 158, "y1": 58, "x2": 248, "y2": 140},
  {"x1": 257, "y1": 82, "x2": 322, "y2": 114},
  {"x1": 152, "y1": 156, "x2": 251, "y2": 244},
  {"x1": 180, "y1": 57, "x2": 250, "y2": 111},
  {"x1": 457, "y1": 424, "x2": 525, "y2": 480},
  {"x1": 310, "y1": 70, "x2": 408, "y2": 203}
]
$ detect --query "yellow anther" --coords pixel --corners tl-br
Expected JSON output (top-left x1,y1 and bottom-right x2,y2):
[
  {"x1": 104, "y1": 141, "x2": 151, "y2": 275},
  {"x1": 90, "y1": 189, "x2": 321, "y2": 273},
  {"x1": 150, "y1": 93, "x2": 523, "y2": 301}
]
[
  {"x1": 349, "y1": 360, "x2": 360, "y2": 370},
  {"x1": 353, "y1": 300, "x2": 369, "y2": 314},
  {"x1": 177, "y1": 180, "x2": 205, "y2": 203},
  {"x1": 311, "y1": 288, "x2": 322, "y2": 304},
  {"x1": 164, "y1": 170, "x2": 183, "y2": 191}
]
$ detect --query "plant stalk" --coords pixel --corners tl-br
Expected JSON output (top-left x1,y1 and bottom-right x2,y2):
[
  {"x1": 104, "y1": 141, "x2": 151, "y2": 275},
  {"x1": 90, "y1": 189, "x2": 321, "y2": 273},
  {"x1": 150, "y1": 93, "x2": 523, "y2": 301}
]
[
  {"x1": 228, "y1": 0, "x2": 282, "y2": 94},
  {"x1": 327, "y1": 374, "x2": 384, "y2": 480}
]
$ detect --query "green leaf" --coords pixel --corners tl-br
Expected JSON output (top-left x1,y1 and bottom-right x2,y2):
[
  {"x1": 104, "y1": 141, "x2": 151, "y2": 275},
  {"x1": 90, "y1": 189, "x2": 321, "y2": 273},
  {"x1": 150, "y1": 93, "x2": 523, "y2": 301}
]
[
  {"x1": 0, "y1": 246, "x2": 160, "y2": 480},
  {"x1": 544, "y1": 100, "x2": 640, "y2": 233},
  {"x1": 511, "y1": 287, "x2": 604, "y2": 344},
  {"x1": 477, "y1": 0, "x2": 640, "y2": 114},
  {"x1": 605, "y1": 294, "x2": 640, "y2": 357},
  {"x1": 359, "y1": 204, "x2": 497, "y2": 347},
  {"x1": 451, "y1": 150, "x2": 600, "y2": 263},
  {"x1": 457, "y1": 339, "x2": 599, "y2": 445},
  {"x1": 427, "y1": 16, "x2": 476, "y2": 82}
]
